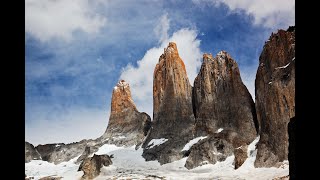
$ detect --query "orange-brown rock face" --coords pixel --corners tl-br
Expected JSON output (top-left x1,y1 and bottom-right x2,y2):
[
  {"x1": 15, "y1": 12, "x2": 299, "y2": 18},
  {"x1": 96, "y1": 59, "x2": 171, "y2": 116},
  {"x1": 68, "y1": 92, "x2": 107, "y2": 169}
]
[
  {"x1": 103, "y1": 80, "x2": 151, "y2": 147},
  {"x1": 142, "y1": 42, "x2": 195, "y2": 164},
  {"x1": 153, "y1": 42, "x2": 192, "y2": 120},
  {"x1": 111, "y1": 80, "x2": 137, "y2": 113},
  {"x1": 254, "y1": 26, "x2": 295, "y2": 167},
  {"x1": 109, "y1": 80, "x2": 137, "y2": 126},
  {"x1": 192, "y1": 52, "x2": 258, "y2": 143}
]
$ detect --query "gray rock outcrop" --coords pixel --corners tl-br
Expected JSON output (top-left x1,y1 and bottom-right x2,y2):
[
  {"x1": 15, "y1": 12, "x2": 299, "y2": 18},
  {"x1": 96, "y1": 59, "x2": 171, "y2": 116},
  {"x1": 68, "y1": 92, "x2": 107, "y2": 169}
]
[
  {"x1": 185, "y1": 130, "x2": 248, "y2": 169},
  {"x1": 35, "y1": 139, "x2": 98, "y2": 164},
  {"x1": 193, "y1": 52, "x2": 258, "y2": 143}
]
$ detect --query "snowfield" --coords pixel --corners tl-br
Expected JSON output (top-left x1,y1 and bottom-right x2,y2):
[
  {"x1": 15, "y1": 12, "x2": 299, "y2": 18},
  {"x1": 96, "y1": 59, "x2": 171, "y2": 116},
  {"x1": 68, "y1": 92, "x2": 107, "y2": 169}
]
[{"x1": 25, "y1": 136, "x2": 289, "y2": 180}]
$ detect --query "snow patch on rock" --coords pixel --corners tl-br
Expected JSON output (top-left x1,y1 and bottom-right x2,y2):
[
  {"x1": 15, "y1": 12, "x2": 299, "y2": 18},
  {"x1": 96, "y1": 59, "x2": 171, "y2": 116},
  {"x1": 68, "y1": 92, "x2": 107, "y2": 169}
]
[
  {"x1": 147, "y1": 138, "x2": 168, "y2": 149},
  {"x1": 181, "y1": 136, "x2": 207, "y2": 151},
  {"x1": 216, "y1": 128, "x2": 224, "y2": 133}
]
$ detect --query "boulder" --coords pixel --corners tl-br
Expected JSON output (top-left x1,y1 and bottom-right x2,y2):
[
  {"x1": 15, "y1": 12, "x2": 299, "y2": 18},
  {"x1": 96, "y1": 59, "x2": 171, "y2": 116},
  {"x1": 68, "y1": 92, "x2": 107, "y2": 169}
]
[{"x1": 78, "y1": 154, "x2": 112, "y2": 179}]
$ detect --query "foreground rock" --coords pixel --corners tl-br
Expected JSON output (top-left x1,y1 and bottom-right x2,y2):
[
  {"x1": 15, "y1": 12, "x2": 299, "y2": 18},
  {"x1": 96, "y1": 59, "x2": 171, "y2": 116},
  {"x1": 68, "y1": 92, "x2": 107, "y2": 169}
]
[
  {"x1": 193, "y1": 52, "x2": 258, "y2": 142},
  {"x1": 101, "y1": 80, "x2": 151, "y2": 147},
  {"x1": 254, "y1": 26, "x2": 295, "y2": 167},
  {"x1": 185, "y1": 130, "x2": 248, "y2": 169},
  {"x1": 25, "y1": 142, "x2": 41, "y2": 162},
  {"x1": 78, "y1": 154, "x2": 113, "y2": 180},
  {"x1": 142, "y1": 42, "x2": 195, "y2": 164}
]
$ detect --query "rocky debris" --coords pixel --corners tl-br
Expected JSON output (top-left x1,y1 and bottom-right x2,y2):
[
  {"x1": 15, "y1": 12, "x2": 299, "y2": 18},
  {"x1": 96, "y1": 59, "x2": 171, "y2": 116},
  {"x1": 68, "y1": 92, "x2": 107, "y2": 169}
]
[
  {"x1": 142, "y1": 42, "x2": 195, "y2": 164},
  {"x1": 38, "y1": 176, "x2": 62, "y2": 180},
  {"x1": 101, "y1": 80, "x2": 152, "y2": 147},
  {"x1": 193, "y1": 52, "x2": 258, "y2": 143},
  {"x1": 288, "y1": 116, "x2": 296, "y2": 179},
  {"x1": 255, "y1": 26, "x2": 295, "y2": 167},
  {"x1": 25, "y1": 142, "x2": 41, "y2": 162},
  {"x1": 78, "y1": 154, "x2": 113, "y2": 179},
  {"x1": 185, "y1": 130, "x2": 248, "y2": 169}
]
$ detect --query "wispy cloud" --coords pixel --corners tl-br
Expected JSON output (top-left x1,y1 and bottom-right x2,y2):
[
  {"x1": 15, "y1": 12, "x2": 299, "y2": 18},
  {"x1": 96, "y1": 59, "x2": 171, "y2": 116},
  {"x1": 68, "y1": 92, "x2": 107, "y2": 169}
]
[
  {"x1": 193, "y1": 0, "x2": 295, "y2": 29},
  {"x1": 120, "y1": 14, "x2": 202, "y2": 117},
  {"x1": 154, "y1": 13, "x2": 170, "y2": 44},
  {"x1": 25, "y1": 0, "x2": 106, "y2": 42}
]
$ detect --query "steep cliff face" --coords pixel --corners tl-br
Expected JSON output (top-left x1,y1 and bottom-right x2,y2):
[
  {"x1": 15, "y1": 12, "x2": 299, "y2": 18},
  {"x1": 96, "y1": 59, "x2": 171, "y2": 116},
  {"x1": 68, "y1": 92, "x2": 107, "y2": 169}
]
[
  {"x1": 102, "y1": 80, "x2": 151, "y2": 147},
  {"x1": 142, "y1": 42, "x2": 195, "y2": 164},
  {"x1": 254, "y1": 26, "x2": 295, "y2": 167},
  {"x1": 193, "y1": 52, "x2": 258, "y2": 142}
]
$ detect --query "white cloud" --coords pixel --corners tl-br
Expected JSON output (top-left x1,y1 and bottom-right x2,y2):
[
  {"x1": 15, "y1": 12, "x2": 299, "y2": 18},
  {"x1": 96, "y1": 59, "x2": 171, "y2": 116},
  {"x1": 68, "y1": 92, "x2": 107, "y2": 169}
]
[
  {"x1": 120, "y1": 14, "x2": 202, "y2": 118},
  {"x1": 25, "y1": 0, "x2": 106, "y2": 42},
  {"x1": 25, "y1": 105, "x2": 109, "y2": 146},
  {"x1": 193, "y1": 0, "x2": 295, "y2": 29},
  {"x1": 154, "y1": 13, "x2": 170, "y2": 44}
]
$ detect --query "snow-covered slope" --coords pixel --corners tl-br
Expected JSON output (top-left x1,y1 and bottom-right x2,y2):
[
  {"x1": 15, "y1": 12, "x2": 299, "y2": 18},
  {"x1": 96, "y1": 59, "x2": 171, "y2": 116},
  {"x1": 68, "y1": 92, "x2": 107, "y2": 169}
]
[{"x1": 25, "y1": 136, "x2": 289, "y2": 180}]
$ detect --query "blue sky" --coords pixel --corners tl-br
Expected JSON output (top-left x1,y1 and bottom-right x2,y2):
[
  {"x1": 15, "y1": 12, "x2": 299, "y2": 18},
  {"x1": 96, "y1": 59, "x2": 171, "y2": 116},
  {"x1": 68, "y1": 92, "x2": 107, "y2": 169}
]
[{"x1": 25, "y1": 0, "x2": 295, "y2": 145}]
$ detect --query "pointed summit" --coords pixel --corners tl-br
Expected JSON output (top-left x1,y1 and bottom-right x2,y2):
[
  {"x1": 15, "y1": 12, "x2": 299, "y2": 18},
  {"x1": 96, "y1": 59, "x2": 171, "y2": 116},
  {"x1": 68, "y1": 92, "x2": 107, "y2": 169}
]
[
  {"x1": 111, "y1": 79, "x2": 137, "y2": 114},
  {"x1": 193, "y1": 51, "x2": 258, "y2": 141},
  {"x1": 103, "y1": 80, "x2": 151, "y2": 147},
  {"x1": 142, "y1": 42, "x2": 195, "y2": 164}
]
